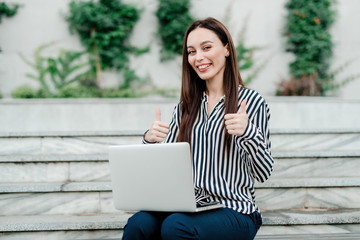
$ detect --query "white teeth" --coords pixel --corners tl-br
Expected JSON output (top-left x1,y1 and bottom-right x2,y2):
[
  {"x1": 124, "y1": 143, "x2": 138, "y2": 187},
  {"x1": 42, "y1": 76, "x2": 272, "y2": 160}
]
[{"x1": 198, "y1": 64, "x2": 210, "y2": 70}]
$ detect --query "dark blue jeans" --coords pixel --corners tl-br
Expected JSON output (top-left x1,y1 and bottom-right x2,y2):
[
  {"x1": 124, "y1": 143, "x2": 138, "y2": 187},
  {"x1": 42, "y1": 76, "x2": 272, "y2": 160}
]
[{"x1": 122, "y1": 208, "x2": 262, "y2": 240}]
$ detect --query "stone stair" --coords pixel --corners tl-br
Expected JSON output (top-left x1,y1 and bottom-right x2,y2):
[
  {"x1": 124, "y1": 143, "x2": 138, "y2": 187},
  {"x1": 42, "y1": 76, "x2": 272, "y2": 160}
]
[{"x1": 0, "y1": 130, "x2": 360, "y2": 239}]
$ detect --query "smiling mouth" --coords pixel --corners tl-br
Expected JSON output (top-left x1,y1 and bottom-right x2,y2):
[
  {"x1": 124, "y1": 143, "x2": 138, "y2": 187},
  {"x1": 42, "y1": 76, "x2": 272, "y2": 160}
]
[{"x1": 197, "y1": 64, "x2": 211, "y2": 71}]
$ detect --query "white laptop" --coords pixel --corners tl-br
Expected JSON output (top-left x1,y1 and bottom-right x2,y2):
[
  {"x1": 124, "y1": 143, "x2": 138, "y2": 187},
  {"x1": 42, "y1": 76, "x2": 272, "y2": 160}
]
[{"x1": 108, "y1": 142, "x2": 223, "y2": 212}]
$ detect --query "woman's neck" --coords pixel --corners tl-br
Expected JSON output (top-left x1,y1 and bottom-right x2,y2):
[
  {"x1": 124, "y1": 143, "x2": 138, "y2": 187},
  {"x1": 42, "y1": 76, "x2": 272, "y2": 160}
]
[{"x1": 205, "y1": 78, "x2": 224, "y2": 100}]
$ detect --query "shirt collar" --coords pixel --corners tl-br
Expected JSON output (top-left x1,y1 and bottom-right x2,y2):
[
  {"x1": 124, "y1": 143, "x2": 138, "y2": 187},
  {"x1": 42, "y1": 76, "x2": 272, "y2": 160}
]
[{"x1": 202, "y1": 92, "x2": 225, "y2": 103}]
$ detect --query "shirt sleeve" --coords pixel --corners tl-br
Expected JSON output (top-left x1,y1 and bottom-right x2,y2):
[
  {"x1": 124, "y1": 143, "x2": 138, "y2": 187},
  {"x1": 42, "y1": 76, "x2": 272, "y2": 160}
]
[
  {"x1": 142, "y1": 104, "x2": 181, "y2": 144},
  {"x1": 234, "y1": 101, "x2": 274, "y2": 182},
  {"x1": 164, "y1": 103, "x2": 181, "y2": 143}
]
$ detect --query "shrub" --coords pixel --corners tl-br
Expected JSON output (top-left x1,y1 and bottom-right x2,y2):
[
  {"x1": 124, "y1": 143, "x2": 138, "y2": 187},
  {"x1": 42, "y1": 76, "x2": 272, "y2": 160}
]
[
  {"x1": 19, "y1": 43, "x2": 94, "y2": 98},
  {"x1": 11, "y1": 85, "x2": 40, "y2": 98},
  {"x1": 0, "y1": 2, "x2": 20, "y2": 23},
  {"x1": 66, "y1": 0, "x2": 142, "y2": 87},
  {"x1": 57, "y1": 85, "x2": 101, "y2": 98},
  {"x1": 101, "y1": 88, "x2": 137, "y2": 98},
  {"x1": 156, "y1": 0, "x2": 193, "y2": 60},
  {"x1": 278, "y1": 0, "x2": 336, "y2": 96}
]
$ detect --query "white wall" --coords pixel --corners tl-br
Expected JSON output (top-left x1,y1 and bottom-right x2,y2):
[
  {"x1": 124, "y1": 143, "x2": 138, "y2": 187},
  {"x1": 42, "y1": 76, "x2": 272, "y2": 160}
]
[
  {"x1": 330, "y1": 0, "x2": 360, "y2": 98},
  {"x1": 0, "y1": 0, "x2": 359, "y2": 98}
]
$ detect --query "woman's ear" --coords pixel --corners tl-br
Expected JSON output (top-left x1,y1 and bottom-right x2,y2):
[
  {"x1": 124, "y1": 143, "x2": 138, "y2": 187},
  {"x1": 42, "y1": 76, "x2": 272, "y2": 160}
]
[{"x1": 225, "y1": 44, "x2": 230, "y2": 57}]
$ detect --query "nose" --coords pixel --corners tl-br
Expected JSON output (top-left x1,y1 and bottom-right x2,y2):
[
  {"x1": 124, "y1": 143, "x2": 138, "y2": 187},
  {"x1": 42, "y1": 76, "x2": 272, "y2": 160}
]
[{"x1": 195, "y1": 52, "x2": 204, "y2": 62}]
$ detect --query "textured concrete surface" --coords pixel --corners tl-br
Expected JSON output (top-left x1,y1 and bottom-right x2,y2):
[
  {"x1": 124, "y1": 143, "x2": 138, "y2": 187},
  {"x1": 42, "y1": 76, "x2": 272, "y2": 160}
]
[
  {"x1": 0, "y1": 107, "x2": 359, "y2": 238},
  {"x1": 256, "y1": 233, "x2": 360, "y2": 240},
  {"x1": 1, "y1": 210, "x2": 359, "y2": 232},
  {"x1": 1, "y1": 98, "x2": 360, "y2": 132}
]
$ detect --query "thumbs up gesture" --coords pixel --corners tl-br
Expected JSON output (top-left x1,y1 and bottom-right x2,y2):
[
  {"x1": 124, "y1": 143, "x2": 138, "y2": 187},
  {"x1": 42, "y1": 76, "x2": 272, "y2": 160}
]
[
  {"x1": 144, "y1": 108, "x2": 170, "y2": 143},
  {"x1": 224, "y1": 99, "x2": 249, "y2": 136}
]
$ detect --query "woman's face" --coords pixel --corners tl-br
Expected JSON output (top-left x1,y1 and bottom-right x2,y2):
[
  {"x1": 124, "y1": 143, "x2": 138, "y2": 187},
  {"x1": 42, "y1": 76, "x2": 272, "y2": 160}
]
[{"x1": 187, "y1": 27, "x2": 229, "y2": 83}]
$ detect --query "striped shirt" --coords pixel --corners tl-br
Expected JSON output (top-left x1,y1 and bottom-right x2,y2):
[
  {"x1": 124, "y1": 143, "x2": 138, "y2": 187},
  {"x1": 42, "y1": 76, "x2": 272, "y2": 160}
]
[{"x1": 145, "y1": 87, "x2": 274, "y2": 214}]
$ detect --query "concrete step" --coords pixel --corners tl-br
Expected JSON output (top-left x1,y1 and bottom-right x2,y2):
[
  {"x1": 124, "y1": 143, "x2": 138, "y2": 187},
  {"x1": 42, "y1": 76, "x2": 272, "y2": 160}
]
[
  {"x1": 69, "y1": 234, "x2": 360, "y2": 240},
  {"x1": 1, "y1": 151, "x2": 359, "y2": 183},
  {"x1": 0, "y1": 131, "x2": 143, "y2": 157},
  {"x1": 1, "y1": 98, "x2": 360, "y2": 132},
  {"x1": 1, "y1": 129, "x2": 360, "y2": 156},
  {"x1": 1, "y1": 178, "x2": 359, "y2": 215},
  {"x1": 0, "y1": 182, "x2": 119, "y2": 216},
  {"x1": 260, "y1": 209, "x2": 360, "y2": 232},
  {"x1": 271, "y1": 129, "x2": 360, "y2": 152},
  {"x1": 0, "y1": 156, "x2": 110, "y2": 183},
  {"x1": 70, "y1": 234, "x2": 360, "y2": 240},
  {"x1": 0, "y1": 213, "x2": 128, "y2": 240},
  {"x1": 255, "y1": 233, "x2": 360, "y2": 240},
  {"x1": 3, "y1": 150, "x2": 358, "y2": 162},
  {"x1": 256, "y1": 177, "x2": 360, "y2": 211},
  {"x1": 0, "y1": 209, "x2": 359, "y2": 239},
  {"x1": 272, "y1": 154, "x2": 360, "y2": 178}
]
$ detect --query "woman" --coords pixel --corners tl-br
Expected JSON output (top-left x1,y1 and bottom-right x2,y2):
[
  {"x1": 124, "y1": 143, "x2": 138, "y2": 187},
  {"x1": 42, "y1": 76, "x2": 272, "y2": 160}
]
[{"x1": 122, "y1": 17, "x2": 274, "y2": 240}]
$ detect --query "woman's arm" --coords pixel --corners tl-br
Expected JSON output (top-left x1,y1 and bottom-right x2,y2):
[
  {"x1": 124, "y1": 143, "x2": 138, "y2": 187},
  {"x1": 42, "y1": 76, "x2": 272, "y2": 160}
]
[{"x1": 235, "y1": 101, "x2": 274, "y2": 182}]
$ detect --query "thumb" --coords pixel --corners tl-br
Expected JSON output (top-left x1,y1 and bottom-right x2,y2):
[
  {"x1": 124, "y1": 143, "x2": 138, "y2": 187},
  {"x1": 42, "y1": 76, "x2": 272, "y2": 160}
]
[
  {"x1": 239, "y1": 99, "x2": 247, "y2": 114},
  {"x1": 155, "y1": 107, "x2": 161, "y2": 121}
]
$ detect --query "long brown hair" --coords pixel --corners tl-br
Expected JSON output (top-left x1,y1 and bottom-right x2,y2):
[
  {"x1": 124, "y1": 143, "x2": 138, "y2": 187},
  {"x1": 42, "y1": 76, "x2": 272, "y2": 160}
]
[{"x1": 178, "y1": 17, "x2": 245, "y2": 151}]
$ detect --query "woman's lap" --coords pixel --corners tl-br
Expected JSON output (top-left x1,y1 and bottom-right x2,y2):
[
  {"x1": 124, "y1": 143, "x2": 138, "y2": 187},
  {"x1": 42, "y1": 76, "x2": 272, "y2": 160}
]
[{"x1": 122, "y1": 208, "x2": 260, "y2": 240}]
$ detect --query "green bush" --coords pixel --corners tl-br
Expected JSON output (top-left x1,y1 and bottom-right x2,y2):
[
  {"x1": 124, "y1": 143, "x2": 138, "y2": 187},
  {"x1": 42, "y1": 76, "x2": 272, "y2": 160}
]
[
  {"x1": 47, "y1": 49, "x2": 94, "y2": 91},
  {"x1": 57, "y1": 85, "x2": 101, "y2": 98},
  {"x1": 66, "y1": 0, "x2": 143, "y2": 87},
  {"x1": 0, "y1": 2, "x2": 20, "y2": 23},
  {"x1": 20, "y1": 43, "x2": 94, "y2": 98},
  {"x1": 0, "y1": 91, "x2": 3, "y2": 99},
  {"x1": 11, "y1": 85, "x2": 41, "y2": 98},
  {"x1": 156, "y1": 0, "x2": 193, "y2": 60},
  {"x1": 278, "y1": 0, "x2": 336, "y2": 96},
  {"x1": 57, "y1": 85, "x2": 148, "y2": 98},
  {"x1": 286, "y1": 0, "x2": 335, "y2": 79},
  {"x1": 101, "y1": 88, "x2": 138, "y2": 98}
]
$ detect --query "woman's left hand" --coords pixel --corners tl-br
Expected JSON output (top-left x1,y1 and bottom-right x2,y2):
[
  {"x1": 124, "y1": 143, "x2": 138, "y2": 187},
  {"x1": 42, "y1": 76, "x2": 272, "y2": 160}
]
[{"x1": 224, "y1": 99, "x2": 248, "y2": 136}]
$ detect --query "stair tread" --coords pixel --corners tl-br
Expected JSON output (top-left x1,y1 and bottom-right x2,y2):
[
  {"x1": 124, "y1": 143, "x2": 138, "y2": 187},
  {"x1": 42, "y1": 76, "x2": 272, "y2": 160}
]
[
  {"x1": 1, "y1": 209, "x2": 360, "y2": 232},
  {"x1": 257, "y1": 177, "x2": 360, "y2": 188},
  {"x1": 274, "y1": 151, "x2": 360, "y2": 158},
  {"x1": 1, "y1": 151, "x2": 360, "y2": 163},
  {"x1": 0, "y1": 131, "x2": 144, "y2": 138},
  {"x1": 0, "y1": 213, "x2": 131, "y2": 232},
  {"x1": 1, "y1": 128, "x2": 360, "y2": 137},
  {"x1": 263, "y1": 209, "x2": 360, "y2": 225},
  {"x1": 0, "y1": 181, "x2": 112, "y2": 193},
  {"x1": 0, "y1": 154, "x2": 108, "y2": 163},
  {"x1": 255, "y1": 233, "x2": 360, "y2": 240},
  {"x1": 73, "y1": 233, "x2": 360, "y2": 240},
  {"x1": 1, "y1": 177, "x2": 360, "y2": 193}
]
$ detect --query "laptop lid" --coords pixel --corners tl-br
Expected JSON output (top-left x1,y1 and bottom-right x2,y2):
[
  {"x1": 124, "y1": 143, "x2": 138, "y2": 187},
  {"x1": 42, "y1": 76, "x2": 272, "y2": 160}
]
[{"x1": 108, "y1": 142, "x2": 199, "y2": 212}]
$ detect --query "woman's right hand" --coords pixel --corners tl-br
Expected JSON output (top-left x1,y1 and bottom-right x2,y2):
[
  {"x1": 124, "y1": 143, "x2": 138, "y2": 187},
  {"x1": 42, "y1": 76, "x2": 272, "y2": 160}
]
[{"x1": 144, "y1": 108, "x2": 170, "y2": 143}]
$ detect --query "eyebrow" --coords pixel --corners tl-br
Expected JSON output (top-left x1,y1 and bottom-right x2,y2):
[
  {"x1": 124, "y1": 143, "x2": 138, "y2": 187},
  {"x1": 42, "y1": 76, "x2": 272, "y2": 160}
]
[{"x1": 187, "y1": 40, "x2": 214, "y2": 49}]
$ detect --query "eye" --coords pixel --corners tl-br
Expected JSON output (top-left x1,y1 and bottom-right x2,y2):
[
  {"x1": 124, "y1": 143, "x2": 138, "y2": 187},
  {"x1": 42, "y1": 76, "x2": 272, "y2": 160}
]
[
  {"x1": 203, "y1": 46, "x2": 211, "y2": 51},
  {"x1": 188, "y1": 50, "x2": 196, "y2": 55}
]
